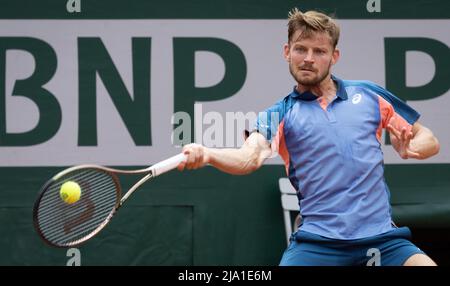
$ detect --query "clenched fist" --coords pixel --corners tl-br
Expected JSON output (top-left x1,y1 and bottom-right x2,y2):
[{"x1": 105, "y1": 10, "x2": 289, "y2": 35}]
[{"x1": 177, "y1": 143, "x2": 210, "y2": 171}]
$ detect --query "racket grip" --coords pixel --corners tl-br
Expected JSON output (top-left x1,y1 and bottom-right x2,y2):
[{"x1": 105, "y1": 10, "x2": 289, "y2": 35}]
[{"x1": 150, "y1": 153, "x2": 187, "y2": 177}]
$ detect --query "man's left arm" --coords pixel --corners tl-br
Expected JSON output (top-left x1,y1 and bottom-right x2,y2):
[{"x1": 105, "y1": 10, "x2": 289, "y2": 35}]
[{"x1": 387, "y1": 121, "x2": 440, "y2": 160}]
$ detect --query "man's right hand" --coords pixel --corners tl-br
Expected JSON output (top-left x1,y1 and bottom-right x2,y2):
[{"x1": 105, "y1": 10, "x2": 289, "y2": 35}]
[{"x1": 178, "y1": 143, "x2": 210, "y2": 171}]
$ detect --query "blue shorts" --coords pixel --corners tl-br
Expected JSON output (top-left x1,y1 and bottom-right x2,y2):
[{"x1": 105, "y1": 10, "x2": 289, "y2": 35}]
[{"x1": 279, "y1": 227, "x2": 424, "y2": 266}]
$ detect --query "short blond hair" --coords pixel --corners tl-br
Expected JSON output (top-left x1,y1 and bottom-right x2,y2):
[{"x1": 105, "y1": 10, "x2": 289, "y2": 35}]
[{"x1": 287, "y1": 8, "x2": 340, "y2": 48}]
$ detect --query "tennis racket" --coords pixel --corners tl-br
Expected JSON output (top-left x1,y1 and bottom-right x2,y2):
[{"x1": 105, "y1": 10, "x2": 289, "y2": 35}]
[{"x1": 33, "y1": 153, "x2": 186, "y2": 248}]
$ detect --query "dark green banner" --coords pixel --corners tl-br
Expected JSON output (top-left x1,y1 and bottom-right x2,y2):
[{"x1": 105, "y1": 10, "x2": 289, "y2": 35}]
[{"x1": 0, "y1": 0, "x2": 449, "y2": 19}]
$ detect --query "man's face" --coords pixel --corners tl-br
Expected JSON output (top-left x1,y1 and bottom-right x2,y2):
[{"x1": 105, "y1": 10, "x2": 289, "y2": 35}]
[{"x1": 284, "y1": 30, "x2": 339, "y2": 86}]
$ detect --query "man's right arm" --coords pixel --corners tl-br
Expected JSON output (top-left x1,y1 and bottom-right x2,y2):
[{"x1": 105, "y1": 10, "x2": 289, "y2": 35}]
[{"x1": 178, "y1": 132, "x2": 273, "y2": 175}]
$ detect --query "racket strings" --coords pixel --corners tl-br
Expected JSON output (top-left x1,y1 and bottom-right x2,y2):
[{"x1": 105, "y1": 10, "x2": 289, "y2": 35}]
[
  {"x1": 40, "y1": 201, "x2": 114, "y2": 242},
  {"x1": 37, "y1": 171, "x2": 114, "y2": 225},
  {"x1": 38, "y1": 174, "x2": 114, "y2": 220},
  {"x1": 35, "y1": 168, "x2": 119, "y2": 247}
]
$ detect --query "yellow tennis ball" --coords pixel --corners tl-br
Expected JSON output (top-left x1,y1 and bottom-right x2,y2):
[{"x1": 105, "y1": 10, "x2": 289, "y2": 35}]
[{"x1": 60, "y1": 181, "x2": 81, "y2": 204}]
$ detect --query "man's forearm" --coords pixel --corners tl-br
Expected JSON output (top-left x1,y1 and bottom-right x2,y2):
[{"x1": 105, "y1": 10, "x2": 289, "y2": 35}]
[
  {"x1": 206, "y1": 147, "x2": 262, "y2": 175},
  {"x1": 180, "y1": 132, "x2": 272, "y2": 173}
]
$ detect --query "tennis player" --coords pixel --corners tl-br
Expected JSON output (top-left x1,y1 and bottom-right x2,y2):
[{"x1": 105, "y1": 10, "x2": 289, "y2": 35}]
[{"x1": 178, "y1": 8, "x2": 440, "y2": 266}]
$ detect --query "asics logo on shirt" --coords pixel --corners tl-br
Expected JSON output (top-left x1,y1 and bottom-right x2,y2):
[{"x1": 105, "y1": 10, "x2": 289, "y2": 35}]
[{"x1": 352, "y1": 93, "x2": 362, "y2": 104}]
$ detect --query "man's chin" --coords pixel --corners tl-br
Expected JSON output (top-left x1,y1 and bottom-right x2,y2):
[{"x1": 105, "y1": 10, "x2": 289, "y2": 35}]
[
  {"x1": 296, "y1": 72, "x2": 330, "y2": 86},
  {"x1": 297, "y1": 78, "x2": 320, "y2": 86}
]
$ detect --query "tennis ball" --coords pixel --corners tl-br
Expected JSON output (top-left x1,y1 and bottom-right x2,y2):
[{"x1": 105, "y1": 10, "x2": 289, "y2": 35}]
[{"x1": 60, "y1": 181, "x2": 81, "y2": 204}]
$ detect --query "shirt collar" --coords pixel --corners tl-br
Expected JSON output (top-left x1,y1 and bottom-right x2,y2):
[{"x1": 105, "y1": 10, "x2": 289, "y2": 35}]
[{"x1": 290, "y1": 74, "x2": 348, "y2": 101}]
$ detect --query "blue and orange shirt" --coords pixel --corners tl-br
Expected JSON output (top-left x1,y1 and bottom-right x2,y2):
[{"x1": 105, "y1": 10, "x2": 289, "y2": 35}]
[{"x1": 255, "y1": 75, "x2": 420, "y2": 239}]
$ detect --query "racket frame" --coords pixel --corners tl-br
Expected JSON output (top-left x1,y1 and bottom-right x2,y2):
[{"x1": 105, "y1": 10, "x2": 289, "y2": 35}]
[
  {"x1": 33, "y1": 153, "x2": 186, "y2": 248},
  {"x1": 33, "y1": 165, "x2": 152, "y2": 248}
]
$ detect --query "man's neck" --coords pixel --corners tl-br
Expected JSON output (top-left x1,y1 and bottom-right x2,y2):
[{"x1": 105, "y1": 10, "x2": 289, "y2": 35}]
[{"x1": 296, "y1": 75, "x2": 337, "y2": 102}]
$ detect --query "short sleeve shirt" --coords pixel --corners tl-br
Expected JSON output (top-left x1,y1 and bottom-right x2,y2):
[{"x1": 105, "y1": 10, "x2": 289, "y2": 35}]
[{"x1": 254, "y1": 75, "x2": 420, "y2": 239}]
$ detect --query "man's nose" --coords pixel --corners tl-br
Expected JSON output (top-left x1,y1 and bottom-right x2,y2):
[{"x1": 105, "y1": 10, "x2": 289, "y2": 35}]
[{"x1": 304, "y1": 50, "x2": 314, "y2": 63}]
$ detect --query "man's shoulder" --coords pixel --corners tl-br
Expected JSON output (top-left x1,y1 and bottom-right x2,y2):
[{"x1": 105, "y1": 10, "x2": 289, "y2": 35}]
[
  {"x1": 265, "y1": 91, "x2": 297, "y2": 112},
  {"x1": 341, "y1": 79, "x2": 382, "y2": 90},
  {"x1": 340, "y1": 79, "x2": 391, "y2": 98}
]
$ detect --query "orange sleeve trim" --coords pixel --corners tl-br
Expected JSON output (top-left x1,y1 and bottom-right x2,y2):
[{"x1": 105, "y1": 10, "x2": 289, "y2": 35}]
[
  {"x1": 272, "y1": 120, "x2": 290, "y2": 175},
  {"x1": 377, "y1": 96, "x2": 413, "y2": 142}
]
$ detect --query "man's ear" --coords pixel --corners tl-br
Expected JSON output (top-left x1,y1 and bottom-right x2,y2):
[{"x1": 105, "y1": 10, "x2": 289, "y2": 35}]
[
  {"x1": 283, "y1": 43, "x2": 290, "y2": 62},
  {"x1": 331, "y1": 48, "x2": 340, "y2": 65}
]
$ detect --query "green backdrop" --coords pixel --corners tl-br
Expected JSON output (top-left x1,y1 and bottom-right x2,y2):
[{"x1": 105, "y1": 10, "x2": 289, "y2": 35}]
[{"x1": 0, "y1": 0, "x2": 449, "y2": 265}]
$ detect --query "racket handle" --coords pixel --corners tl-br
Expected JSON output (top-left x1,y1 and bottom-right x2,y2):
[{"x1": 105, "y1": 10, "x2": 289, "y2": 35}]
[{"x1": 150, "y1": 153, "x2": 187, "y2": 177}]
